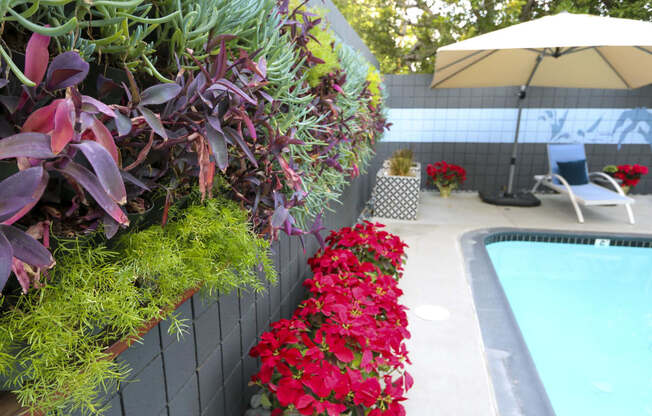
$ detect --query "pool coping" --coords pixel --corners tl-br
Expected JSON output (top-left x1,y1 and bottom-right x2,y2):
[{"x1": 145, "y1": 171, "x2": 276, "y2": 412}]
[{"x1": 460, "y1": 227, "x2": 652, "y2": 416}]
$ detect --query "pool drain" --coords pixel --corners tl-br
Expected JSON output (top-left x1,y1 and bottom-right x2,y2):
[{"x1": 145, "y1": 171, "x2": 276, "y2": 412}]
[{"x1": 414, "y1": 305, "x2": 450, "y2": 321}]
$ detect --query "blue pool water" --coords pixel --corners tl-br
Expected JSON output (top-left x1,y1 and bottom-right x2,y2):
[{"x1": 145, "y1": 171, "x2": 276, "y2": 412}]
[{"x1": 487, "y1": 241, "x2": 652, "y2": 416}]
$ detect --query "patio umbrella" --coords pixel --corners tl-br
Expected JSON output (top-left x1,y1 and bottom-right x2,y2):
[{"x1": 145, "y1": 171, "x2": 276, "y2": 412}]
[{"x1": 431, "y1": 12, "x2": 652, "y2": 206}]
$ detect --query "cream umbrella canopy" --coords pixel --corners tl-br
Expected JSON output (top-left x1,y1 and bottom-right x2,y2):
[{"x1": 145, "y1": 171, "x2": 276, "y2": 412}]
[{"x1": 431, "y1": 12, "x2": 652, "y2": 205}]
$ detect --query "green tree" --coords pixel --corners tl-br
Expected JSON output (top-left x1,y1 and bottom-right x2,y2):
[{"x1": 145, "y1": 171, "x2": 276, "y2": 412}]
[{"x1": 332, "y1": 0, "x2": 652, "y2": 74}]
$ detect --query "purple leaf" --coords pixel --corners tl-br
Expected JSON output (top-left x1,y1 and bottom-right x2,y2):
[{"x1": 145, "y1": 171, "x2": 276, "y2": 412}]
[
  {"x1": 0, "y1": 225, "x2": 54, "y2": 269},
  {"x1": 223, "y1": 127, "x2": 257, "y2": 167},
  {"x1": 72, "y1": 141, "x2": 126, "y2": 204},
  {"x1": 81, "y1": 95, "x2": 115, "y2": 118},
  {"x1": 0, "y1": 79, "x2": 8, "y2": 89},
  {"x1": 215, "y1": 39, "x2": 228, "y2": 79},
  {"x1": 207, "y1": 79, "x2": 257, "y2": 105},
  {"x1": 205, "y1": 122, "x2": 228, "y2": 172},
  {"x1": 0, "y1": 232, "x2": 12, "y2": 292},
  {"x1": 51, "y1": 98, "x2": 75, "y2": 154},
  {"x1": 310, "y1": 213, "x2": 326, "y2": 249},
  {"x1": 186, "y1": 73, "x2": 206, "y2": 99},
  {"x1": 139, "y1": 106, "x2": 167, "y2": 139},
  {"x1": 97, "y1": 74, "x2": 121, "y2": 98},
  {"x1": 241, "y1": 112, "x2": 257, "y2": 140},
  {"x1": 0, "y1": 166, "x2": 49, "y2": 225},
  {"x1": 271, "y1": 205, "x2": 289, "y2": 228},
  {"x1": 102, "y1": 214, "x2": 120, "y2": 239},
  {"x1": 58, "y1": 161, "x2": 129, "y2": 226},
  {"x1": 259, "y1": 90, "x2": 274, "y2": 104},
  {"x1": 121, "y1": 171, "x2": 150, "y2": 192},
  {"x1": 24, "y1": 32, "x2": 50, "y2": 86},
  {"x1": 46, "y1": 51, "x2": 89, "y2": 90},
  {"x1": 22, "y1": 99, "x2": 61, "y2": 133},
  {"x1": 207, "y1": 115, "x2": 223, "y2": 133},
  {"x1": 0, "y1": 132, "x2": 55, "y2": 159},
  {"x1": 140, "y1": 84, "x2": 182, "y2": 106},
  {"x1": 0, "y1": 197, "x2": 32, "y2": 218},
  {"x1": 113, "y1": 110, "x2": 132, "y2": 136},
  {"x1": 12, "y1": 258, "x2": 31, "y2": 293},
  {"x1": 80, "y1": 113, "x2": 119, "y2": 163},
  {"x1": 258, "y1": 57, "x2": 267, "y2": 79}
]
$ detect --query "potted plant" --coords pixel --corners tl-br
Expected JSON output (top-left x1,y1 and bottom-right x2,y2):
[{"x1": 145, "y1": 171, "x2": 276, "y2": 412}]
[
  {"x1": 603, "y1": 164, "x2": 648, "y2": 194},
  {"x1": 373, "y1": 149, "x2": 420, "y2": 220},
  {"x1": 426, "y1": 161, "x2": 467, "y2": 198}
]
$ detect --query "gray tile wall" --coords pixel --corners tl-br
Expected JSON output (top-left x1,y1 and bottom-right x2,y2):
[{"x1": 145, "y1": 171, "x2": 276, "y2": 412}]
[
  {"x1": 373, "y1": 142, "x2": 652, "y2": 194},
  {"x1": 384, "y1": 74, "x2": 652, "y2": 109},
  {"x1": 381, "y1": 75, "x2": 652, "y2": 194},
  {"x1": 75, "y1": 170, "x2": 376, "y2": 416}
]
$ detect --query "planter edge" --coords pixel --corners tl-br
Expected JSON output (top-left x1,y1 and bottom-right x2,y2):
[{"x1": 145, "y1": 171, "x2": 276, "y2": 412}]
[{"x1": 0, "y1": 286, "x2": 202, "y2": 416}]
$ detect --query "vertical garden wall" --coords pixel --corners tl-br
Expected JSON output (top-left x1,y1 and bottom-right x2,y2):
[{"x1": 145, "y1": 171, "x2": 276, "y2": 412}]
[{"x1": 0, "y1": 0, "x2": 385, "y2": 415}]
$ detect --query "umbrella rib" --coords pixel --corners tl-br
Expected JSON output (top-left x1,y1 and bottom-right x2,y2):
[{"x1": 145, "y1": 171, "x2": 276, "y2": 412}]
[
  {"x1": 559, "y1": 46, "x2": 594, "y2": 56},
  {"x1": 431, "y1": 50, "x2": 498, "y2": 88},
  {"x1": 593, "y1": 47, "x2": 631, "y2": 88},
  {"x1": 634, "y1": 46, "x2": 652, "y2": 55},
  {"x1": 436, "y1": 49, "x2": 488, "y2": 72}
]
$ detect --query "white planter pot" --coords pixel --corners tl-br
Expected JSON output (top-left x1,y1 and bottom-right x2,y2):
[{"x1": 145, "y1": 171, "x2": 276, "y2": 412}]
[{"x1": 372, "y1": 163, "x2": 421, "y2": 220}]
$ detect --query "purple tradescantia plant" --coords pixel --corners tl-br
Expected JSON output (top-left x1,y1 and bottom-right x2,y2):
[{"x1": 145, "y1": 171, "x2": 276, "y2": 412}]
[
  {"x1": 0, "y1": 167, "x2": 55, "y2": 292},
  {"x1": 0, "y1": 32, "x2": 128, "y2": 230},
  {"x1": 0, "y1": 32, "x2": 129, "y2": 293}
]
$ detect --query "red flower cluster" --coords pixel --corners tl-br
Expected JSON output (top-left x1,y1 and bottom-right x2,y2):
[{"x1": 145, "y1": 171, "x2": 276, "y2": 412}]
[
  {"x1": 426, "y1": 161, "x2": 467, "y2": 188},
  {"x1": 613, "y1": 164, "x2": 648, "y2": 187},
  {"x1": 250, "y1": 223, "x2": 412, "y2": 415},
  {"x1": 314, "y1": 221, "x2": 408, "y2": 279}
]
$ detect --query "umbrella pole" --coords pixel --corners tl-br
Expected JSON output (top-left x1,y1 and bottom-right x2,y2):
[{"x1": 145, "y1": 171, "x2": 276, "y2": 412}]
[
  {"x1": 506, "y1": 88, "x2": 526, "y2": 195},
  {"x1": 479, "y1": 53, "x2": 543, "y2": 207}
]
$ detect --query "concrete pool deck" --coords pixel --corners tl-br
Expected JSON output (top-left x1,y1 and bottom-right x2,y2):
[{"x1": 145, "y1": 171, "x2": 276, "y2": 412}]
[{"x1": 371, "y1": 191, "x2": 652, "y2": 416}]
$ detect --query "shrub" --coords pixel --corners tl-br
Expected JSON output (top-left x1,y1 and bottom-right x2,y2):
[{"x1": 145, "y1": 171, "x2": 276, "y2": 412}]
[
  {"x1": 249, "y1": 223, "x2": 412, "y2": 416},
  {"x1": 388, "y1": 149, "x2": 414, "y2": 176},
  {"x1": 0, "y1": 194, "x2": 275, "y2": 414}
]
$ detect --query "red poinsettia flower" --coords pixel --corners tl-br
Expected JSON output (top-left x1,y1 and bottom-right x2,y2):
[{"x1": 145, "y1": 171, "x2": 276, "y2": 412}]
[{"x1": 248, "y1": 223, "x2": 412, "y2": 416}]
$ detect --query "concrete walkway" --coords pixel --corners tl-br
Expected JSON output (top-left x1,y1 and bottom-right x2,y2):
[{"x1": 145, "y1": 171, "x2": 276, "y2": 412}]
[{"x1": 372, "y1": 191, "x2": 652, "y2": 416}]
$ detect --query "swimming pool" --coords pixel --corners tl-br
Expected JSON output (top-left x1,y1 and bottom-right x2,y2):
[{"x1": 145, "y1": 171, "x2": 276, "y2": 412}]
[{"x1": 487, "y1": 239, "x2": 651, "y2": 416}]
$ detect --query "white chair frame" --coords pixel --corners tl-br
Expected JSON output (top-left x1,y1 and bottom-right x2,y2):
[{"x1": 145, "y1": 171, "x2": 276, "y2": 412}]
[{"x1": 532, "y1": 171, "x2": 635, "y2": 225}]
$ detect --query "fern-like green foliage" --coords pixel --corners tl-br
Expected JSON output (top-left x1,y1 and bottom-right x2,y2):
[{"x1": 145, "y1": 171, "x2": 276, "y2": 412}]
[
  {"x1": 366, "y1": 67, "x2": 383, "y2": 107},
  {"x1": 305, "y1": 24, "x2": 341, "y2": 87},
  {"x1": 0, "y1": 196, "x2": 275, "y2": 415}
]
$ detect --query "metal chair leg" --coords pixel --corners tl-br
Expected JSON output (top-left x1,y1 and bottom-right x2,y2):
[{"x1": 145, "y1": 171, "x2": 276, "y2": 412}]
[{"x1": 625, "y1": 204, "x2": 635, "y2": 224}]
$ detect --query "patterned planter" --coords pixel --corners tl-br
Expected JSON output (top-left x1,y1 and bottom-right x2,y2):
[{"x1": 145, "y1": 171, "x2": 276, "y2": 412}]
[{"x1": 372, "y1": 163, "x2": 421, "y2": 220}]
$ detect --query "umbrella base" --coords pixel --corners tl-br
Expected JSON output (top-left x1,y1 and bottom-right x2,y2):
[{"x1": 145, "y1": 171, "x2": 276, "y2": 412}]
[{"x1": 479, "y1": 190, "x2": 541, "y2": 207}]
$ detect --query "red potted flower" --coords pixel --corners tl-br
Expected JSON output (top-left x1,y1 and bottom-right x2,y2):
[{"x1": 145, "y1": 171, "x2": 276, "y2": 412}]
[
  {"x1": 604, "y1": 164, "x2": 648, "y2": 194},
  {"x1": 426, "y1": 161, "x2": 467, "y2": 198}
]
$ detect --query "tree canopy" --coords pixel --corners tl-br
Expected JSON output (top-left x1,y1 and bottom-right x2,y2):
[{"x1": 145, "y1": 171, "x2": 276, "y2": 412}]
[{"x1": 332, "y1": 0, "x2": 652, "y2": 74}]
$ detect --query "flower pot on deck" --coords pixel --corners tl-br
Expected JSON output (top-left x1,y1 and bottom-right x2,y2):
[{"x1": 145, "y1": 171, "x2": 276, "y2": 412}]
[{"x1": 372, "y1": 162, "x2": 421, "y2": 220}]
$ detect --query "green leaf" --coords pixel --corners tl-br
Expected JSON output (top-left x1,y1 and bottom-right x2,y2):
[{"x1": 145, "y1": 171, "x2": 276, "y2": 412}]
[{"x1": 260, "y1": 392, "x2": 271, "y2": 409}]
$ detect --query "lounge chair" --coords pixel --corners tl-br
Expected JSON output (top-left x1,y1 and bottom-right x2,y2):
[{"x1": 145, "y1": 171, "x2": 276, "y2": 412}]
[{"x1": 531, "y1": 144, "x2": 635, "y2": 224}]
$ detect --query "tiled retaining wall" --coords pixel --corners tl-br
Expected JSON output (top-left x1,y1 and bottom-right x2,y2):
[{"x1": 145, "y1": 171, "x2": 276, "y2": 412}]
[
  {"x1": 74, "y1": 171, "x2": 376, "y2": 416},
  {"x1": 378, "y1": 74, "x2": 652, "y2": 194}
]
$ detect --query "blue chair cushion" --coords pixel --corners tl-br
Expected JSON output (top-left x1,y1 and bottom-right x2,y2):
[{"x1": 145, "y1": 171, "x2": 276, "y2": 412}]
[{"x1": 557, "y1": 160, "x2": 589, "y2": 185}]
